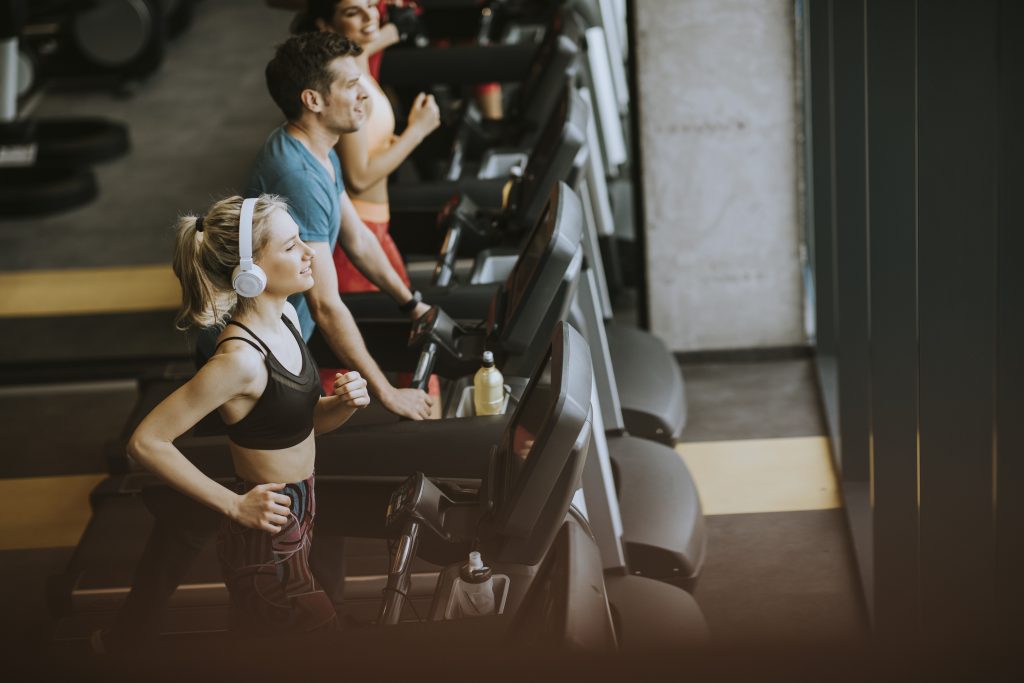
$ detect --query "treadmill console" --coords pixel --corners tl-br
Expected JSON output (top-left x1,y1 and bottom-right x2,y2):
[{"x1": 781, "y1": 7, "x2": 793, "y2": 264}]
[
  {"x1": 385, "y1": 472, "x2": 454, "y2": 541},
  {"x1": 497, "y1": 182, "x2": 583, "y2": 358},
  {"x1": 384, "y1": 324, "x2": 593, "y2": 570},
  {"x1": 408, "y1": 304, "x2": 466, "y2": 361},
  {"x1": 480, "y1": 323, "x2": 594, "y2": 565}
]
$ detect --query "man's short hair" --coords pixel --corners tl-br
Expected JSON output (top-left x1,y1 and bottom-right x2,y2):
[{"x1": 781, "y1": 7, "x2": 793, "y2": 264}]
[{"x1": 265, "y1": 32, "x2": 363, "y2": 121}]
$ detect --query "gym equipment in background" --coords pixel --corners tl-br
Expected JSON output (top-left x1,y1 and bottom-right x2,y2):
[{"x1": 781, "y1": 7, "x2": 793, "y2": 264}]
[
  {"x1": 0, "y1": 0, "x2": 129, "y2": 217},
  {"x1": 17, "y1": 0, "x2": 200, "y2": 95}
]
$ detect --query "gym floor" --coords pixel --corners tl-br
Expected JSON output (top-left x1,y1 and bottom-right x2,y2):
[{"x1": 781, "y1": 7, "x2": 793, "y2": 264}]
[{"x1": 0, "y1": 0, "x2": 867, "y2": 665}]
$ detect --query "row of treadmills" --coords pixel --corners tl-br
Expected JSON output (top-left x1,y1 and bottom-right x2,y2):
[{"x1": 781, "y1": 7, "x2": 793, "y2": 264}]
[{"x1": 48, "y1": 0, "x2": 710, "y2": 660}]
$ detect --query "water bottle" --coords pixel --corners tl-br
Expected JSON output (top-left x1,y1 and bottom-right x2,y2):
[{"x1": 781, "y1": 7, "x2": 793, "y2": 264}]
[
  {"x1": 473, "y1": 351, "x2": 504, "y2": 415},
  {"x1": 455, "y1": 551, "x2": 496, "y2": 617}
]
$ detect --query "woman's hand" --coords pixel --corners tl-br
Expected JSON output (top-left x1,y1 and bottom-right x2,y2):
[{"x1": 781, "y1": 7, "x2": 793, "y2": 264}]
[
  {"x1": 333, "y1": 371, "x2": 371, "y2": 408},
  {"x1": 229, "y1": 483, "x2": 292, "y2": 533},
  {"x1": 407, "y1": 92, "x2": 441, "y2": 140}
]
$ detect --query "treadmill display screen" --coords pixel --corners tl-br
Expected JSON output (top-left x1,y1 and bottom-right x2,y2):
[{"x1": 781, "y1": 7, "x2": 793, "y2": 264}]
[
  {"x1": 505, "y1": 352, "x2": 553, "y2": 493},
  {"x1": 519, "y1": 92, "x2": 567, "y2": 213},
  {"x1": 503, "y1": 203, "x2": 553, "y2": 327}
]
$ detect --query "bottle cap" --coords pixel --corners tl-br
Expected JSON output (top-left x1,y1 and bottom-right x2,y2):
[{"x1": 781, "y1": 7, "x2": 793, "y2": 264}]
[
  {"x1": 468, "y1": 551, "x2": 483, "y2": 570},
  {"x1": 461, "y1": 550, "x2": 492, "y2": 583},
  {"x1": 481, "y1": 351, "x2": 494, "y2": 367}
]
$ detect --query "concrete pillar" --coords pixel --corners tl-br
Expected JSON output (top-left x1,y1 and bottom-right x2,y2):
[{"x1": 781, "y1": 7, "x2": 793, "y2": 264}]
[{"x1": 634, "y1": 0, "x2": 803, "y2": 351}]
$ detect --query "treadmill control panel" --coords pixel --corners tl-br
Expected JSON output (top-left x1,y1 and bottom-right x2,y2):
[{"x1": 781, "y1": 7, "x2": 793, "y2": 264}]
[
  {"x1": 409, "y1": 306, "x2": 438, "y2": 345},
  {"x1": 386, "y1": 473, "x2": 423, "y2": 529},
  {"x1": 384, "y1": 472, "x2": 456, "y2": 540},
  {"x1": 407, "y1": 305, "x2": 465, "y2": 361}
]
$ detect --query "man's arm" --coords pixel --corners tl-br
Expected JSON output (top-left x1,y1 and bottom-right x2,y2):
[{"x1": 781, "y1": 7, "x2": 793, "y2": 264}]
[
  {"x1": 337, "y1": 193, "x2": 430, "y2": 318},
  {"x1": 304, "y1": 240, "x2": 433, "y2": 420}
]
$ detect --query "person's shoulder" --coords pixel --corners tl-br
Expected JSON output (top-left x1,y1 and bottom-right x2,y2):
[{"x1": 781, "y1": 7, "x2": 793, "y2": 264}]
[
  {"x1": 206, "y1": 336, "x2": 266, "y2": 385},
  {"x1": 254, "y1": 127, "x2": 311, "y2": 170},
  {"x1": 259, "y1": 144, "x2": 331, "y2": 194},
  {"x1": 252, "y1": 125, "x2": 285, "y2": 159}
]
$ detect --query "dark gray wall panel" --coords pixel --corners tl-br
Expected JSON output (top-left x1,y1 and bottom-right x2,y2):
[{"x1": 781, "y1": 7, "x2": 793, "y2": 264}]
[
  {"x1": 808, "y1": 0, "x2": 1023, "y2": 646},
  {"x1": 916, "y1": 0, "x2": 999, "y2": 642},
  {"x1": 865, "y1": 0, "x2": 919, "y2": 642},
  {"x1": 830, "y1": 0, "x2": 870, "y2": 482},
  {"x1": 993, "y1": 0, "x2": 1024, "y2": 642}
]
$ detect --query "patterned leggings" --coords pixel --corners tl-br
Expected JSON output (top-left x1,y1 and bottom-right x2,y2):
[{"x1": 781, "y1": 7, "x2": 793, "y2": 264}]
[{"x1": 217, "y1": 474, "x2": 337, "y2": 634}]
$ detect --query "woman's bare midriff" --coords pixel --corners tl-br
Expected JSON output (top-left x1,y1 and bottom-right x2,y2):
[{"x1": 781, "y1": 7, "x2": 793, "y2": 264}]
[
  {"x1": 349, "y1": 171, "x2": 389, "y2": 206},
  {"x1": 229, "y1": 430, "x2": 316, "y2": 484}
]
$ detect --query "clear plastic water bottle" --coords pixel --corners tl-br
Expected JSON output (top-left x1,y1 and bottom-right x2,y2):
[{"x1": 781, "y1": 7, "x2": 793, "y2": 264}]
[
  {"x1": 455, "y1": 551, "x2": 496, "y2": 617},
  {"x1": 473, "y1": 351, "x2": 505, "y2": 415}
]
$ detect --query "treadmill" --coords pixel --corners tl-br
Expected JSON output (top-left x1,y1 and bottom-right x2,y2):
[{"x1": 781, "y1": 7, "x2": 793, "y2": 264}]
[
  {"x1": 52, "y1": 325, "x2": 706, "y2": 656},
  {"x1": 348, "y1": 183, "x2": 706, "y2": 588},
  {"x1": 375, "y1": 0, "x2": 556, "y2": 89},
  {"x1": 352, "y1": 81, "x2": 687, "y2": 445},
  {"x1": 368, "y1": 82, "x2": 589, "y2": 298},
  {"x1": 389, "y1": 2, "x2": 579, "y2": 186},
  {"x1": 50, "y1": 186, "x2": 705, "y2": 642}
]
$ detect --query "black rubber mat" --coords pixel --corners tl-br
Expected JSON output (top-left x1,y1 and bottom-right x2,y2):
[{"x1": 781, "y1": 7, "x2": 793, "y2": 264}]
[
  {"x1": 694, "y1": 509, "x2": 868, "y2": 644},
  {"x1": 678, "y1": 359, "x2": 827, "y2": 442}
]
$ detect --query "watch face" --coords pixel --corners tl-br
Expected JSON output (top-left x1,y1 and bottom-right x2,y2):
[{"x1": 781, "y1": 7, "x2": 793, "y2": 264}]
[{"x1": 403, "y1": 291, "x2": 422, "y2": 311}]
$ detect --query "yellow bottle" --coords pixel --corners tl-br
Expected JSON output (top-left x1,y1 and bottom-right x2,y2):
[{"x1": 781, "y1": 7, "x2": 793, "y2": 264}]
[{"x1": 473, "y1": 351, "x2": 505, "y2": 416}]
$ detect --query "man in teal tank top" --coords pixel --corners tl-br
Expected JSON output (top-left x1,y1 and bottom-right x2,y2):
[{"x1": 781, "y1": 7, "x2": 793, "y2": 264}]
[{"x1": 249, "y1": 31, "x2": 433, "y2": 421}]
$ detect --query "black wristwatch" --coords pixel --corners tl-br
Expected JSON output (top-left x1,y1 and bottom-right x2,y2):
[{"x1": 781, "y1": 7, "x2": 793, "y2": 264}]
[{"x1": 398, "y1": 290, "x2": 423, "y2": 313}]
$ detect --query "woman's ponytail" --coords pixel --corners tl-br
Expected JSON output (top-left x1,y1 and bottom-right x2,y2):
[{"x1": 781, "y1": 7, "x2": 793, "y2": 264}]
[
  {"x1": 172, "y1": 215, "x2": 232, "y2": 330},
  {"x1": 170, "y1": 194, "x2": 288, "y2": 330}
]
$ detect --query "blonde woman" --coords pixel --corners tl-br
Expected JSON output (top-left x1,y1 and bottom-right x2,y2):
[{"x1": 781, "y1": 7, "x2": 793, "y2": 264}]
[{"x1": 128, "y1": 194, "x2": 368, "y2": 633}]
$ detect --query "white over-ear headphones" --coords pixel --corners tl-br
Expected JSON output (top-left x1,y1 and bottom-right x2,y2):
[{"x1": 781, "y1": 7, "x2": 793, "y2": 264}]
[{"x1": 232, "y1": 197, "x2": 268, "y2": 297}]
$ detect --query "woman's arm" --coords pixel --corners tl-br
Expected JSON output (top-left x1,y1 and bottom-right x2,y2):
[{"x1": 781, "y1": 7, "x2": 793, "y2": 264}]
[
  {"x1": 314, "y1": 370, "x2": 370, "y2": 434},
  {"x1": 338, "y1": 91, "x2": 440, "y2": 193},
  {"x1": 361, "y1": 23, "x2": 400, "y2": 58},
  {"x1": 127, "y1": 349, "x2": 293, "y2": 532}
]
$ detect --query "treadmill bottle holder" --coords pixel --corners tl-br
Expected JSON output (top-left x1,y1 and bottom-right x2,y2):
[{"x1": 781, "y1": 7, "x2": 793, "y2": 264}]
[
  {"x1": 469, "y1": 248, "x2": 519, "y2": 285},
  {"x1": 477, "y1": 150, "x2": 528, "y2": 179},
  {"x1": 442, "y1": 573, "x2": 510, "y2": 619},
  {"x1": 453, "y1": 383, "x2": 513, "y2": 418},
  {"x1": 444, "y1": 375, "x2": 529, "y2": 419}
]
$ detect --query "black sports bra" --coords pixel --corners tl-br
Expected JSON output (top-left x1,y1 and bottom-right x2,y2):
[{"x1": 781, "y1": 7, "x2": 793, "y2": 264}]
[{"x1": 216, "y1": 315, "x2": 321, "y2": 450}]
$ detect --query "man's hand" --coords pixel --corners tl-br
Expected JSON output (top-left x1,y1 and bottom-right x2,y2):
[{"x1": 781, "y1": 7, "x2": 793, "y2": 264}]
[{"x1": 380, "y1": 386, "x2": 434, "y2": 420}]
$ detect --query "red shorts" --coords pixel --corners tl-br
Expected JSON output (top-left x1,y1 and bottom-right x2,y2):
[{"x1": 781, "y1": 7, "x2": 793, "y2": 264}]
[{"x1": 326, "y1": 215, "x2": 439, "y2": 398}]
